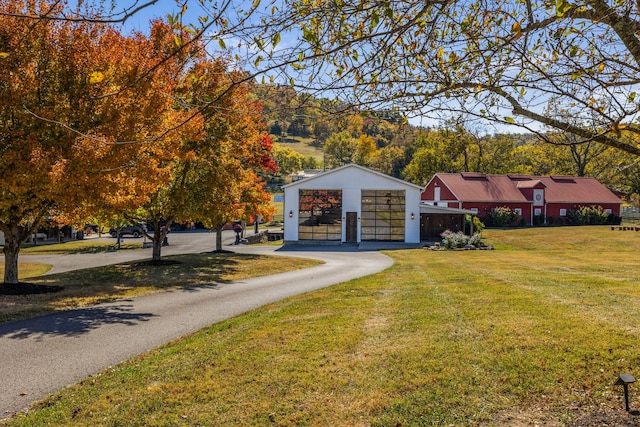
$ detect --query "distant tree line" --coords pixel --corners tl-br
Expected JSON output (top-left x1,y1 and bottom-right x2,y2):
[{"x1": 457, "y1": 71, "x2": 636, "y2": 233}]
[{"x1": 257, "y1": 85, "x2": 640, "y2": 205}]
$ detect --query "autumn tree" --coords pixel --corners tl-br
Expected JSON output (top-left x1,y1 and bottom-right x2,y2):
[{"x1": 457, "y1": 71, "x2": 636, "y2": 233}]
[
  {"x1": 402, "y1": 129, "x2": 469, "y2": 185},
  {"x1": 324, "y1": 131, "x2": 357, "y2": 168},
  {"x1": 0, "y1": 1, "x2": 198, "y2": 284},
  {"x1": 370, "y1": 145, "x2": 406, "y2": 178},
  {"x1": 353, "y1": 134, "x2": 378, "y2": 167},
  {"x1": 176, "y1": 61, "x2": 277, "y2": 252},
  {"x1": 272, "y1": 143, "x2": 305, "y2": 176}
]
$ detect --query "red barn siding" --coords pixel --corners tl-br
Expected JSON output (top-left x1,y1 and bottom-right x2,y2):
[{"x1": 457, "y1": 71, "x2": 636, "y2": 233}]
[{"x1": 421, "y1": 173, "x2": 622, "y2": 226}]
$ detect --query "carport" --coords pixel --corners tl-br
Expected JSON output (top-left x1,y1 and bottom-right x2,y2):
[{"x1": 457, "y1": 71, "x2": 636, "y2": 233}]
[{"x1": 419, "y1": 204, "x2": 476, "y2": 241}]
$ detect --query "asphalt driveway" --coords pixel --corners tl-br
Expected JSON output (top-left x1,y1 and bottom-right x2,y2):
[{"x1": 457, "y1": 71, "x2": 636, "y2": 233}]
[{"x1": 0, "y1": 232, "x2": 393, "y2": 419}]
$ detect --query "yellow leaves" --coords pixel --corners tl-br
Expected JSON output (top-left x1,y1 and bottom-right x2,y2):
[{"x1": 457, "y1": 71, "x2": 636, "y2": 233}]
[
  {"x1": 0, "y1": 52, "x2": 9, "y2": 58},
  {"x1": 89, "y1": 71, "x2": 105, "y2": 84},
  {"x1": 556, "y1": 0, "x2": 572, "y2": 18},
  {"x1": 271, "y1": 32, "x2": 281, "y2": 48},
  {"x1": 569, "y1": 45, "x2": 579, "y2": 57},
  {"x1": 511, "y1": 21, "x2": 521, "y2": 35},
  {"x1": 173, "y1": 35, "x2": 183, "y2": 49}
]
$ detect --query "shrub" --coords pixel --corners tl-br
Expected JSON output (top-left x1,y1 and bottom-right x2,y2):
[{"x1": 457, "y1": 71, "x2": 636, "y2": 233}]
[
  {"x1": 608, "y1": 214, "x2": 622, "y2": 225},
  {"x1": 490, "y1": 206, "x2": 522, "y2": 227},
  {"x1": 465, "y1": 215, "x2": 485, "y2": 234},
  {"x1": 567, "y1": 205, "x2": 609, "y2": 225},
  {"x1": 441, "y1": 230, "x2": 483, "y2": 249}
]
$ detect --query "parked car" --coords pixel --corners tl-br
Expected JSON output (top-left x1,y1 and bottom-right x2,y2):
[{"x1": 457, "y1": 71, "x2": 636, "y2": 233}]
[{"x1": 109, "y1": 223, "x2": 147, "y2": 238}]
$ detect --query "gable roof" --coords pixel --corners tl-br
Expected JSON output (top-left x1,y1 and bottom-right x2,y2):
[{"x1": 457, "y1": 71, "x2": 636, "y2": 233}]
[
  {"x1": 431, "y1": 173, "x2": 622, "y2": 204},
  {"x1": 283, "y1": 164, "x2": 423, "y2": 191}
]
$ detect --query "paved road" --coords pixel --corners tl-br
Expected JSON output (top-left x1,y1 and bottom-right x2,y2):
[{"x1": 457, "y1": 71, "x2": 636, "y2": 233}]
[{"x1": 0, "y1": 231, "x2": 393, "y2": 419}]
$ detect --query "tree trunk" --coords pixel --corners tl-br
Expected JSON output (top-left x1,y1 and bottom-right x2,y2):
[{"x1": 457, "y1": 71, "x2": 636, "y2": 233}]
[
  {"x1": 152, "y1": 227, "x2": 164, "y2": 261},
  {"x1": 2, "y1": 226, "x2": 22, "y2": 284},
  {"x1": 213, "y1": 221, "x2": 229, "y2": 252},
  {"x1": 215, "y1": 227, "x2": 223, "y2": 252}
]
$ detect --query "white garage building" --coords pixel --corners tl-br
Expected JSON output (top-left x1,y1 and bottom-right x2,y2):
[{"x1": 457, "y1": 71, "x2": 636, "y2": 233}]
[{"x1": 282, "y1": 164, "x2": 423, "y2": 245}]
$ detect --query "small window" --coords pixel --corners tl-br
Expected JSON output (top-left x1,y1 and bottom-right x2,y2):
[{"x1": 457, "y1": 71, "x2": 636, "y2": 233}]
[
  {"x1": 606, "y1": 209, "x2": 612, "y2": 214},
  {"x1": 534, "y1": 208, "x2": 542, "y2": 216},
  {"x1": 514, "y1": 208, "x2": 522, "y2": 215},
  {"x1": 560, "y1": 209, "x2": 567, "y2": 216},
  {"x1": 470, "y1": 208, "x2": 478, "y2": 214}
]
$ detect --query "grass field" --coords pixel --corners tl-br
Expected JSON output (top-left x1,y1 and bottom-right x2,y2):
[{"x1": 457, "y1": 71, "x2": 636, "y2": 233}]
[
  {"x1": 3, "y1": 226, "x2": 640, "y2": 426},
  {"x1": 275, "y1": 136, "x2": 325, "y2": 161}
]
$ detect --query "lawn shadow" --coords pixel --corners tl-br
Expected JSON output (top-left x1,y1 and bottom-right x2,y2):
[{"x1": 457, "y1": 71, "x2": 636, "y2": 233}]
[{"x1": 0, "y1": 304, "x2": 156, "y2": 340}]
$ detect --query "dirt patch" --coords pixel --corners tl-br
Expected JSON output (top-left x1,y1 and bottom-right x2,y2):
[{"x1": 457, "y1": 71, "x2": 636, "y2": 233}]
[
  {"x1": 492, "y1": 408, "x2": 561, "y2": 426},
  {"x1": 493, "y1": 408, "x2": 640, "y2": 426},
  {"x1": 565, "y1": 409, "x2": 640, "y2": 426}
]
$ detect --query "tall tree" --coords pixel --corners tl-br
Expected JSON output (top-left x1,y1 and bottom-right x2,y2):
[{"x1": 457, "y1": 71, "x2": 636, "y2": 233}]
[
  {"x1": 324, "y1": 131, "x2": 357, "y2": 168},
  {"x1": 0, "y1": 2, "x2": 196, "y2": 284},
  {"x1": 272, "y1": 143, "x2": 305, "y2": 176},
  {"x1": 403, "y1": 129, "x2": 467, "y2": 185},
  {"x1": 181, "y1": 61, "x2": 277, "y2": 252}
]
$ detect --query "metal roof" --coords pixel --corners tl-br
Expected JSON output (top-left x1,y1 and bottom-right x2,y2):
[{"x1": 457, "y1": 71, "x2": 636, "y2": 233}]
[{"x1": 432, "y1": 173, "x2": 622, "y2": 204}]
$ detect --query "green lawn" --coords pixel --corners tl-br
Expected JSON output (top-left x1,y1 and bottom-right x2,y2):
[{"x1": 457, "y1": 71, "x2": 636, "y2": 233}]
[
  {"x1": 4, "y1": 226, "x2": 640, "y2": 426},
  {"x1": 275, "y1": 136, "x2": 325, "y2": 161},
  {"x1": 18, "y1": 240, "x2": 142, "y2": 255}
]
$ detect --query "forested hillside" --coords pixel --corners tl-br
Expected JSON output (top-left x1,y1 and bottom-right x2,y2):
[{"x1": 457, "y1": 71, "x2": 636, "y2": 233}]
[{"x1": 255, "y1": 84, "x2": 640, "y2": 202}]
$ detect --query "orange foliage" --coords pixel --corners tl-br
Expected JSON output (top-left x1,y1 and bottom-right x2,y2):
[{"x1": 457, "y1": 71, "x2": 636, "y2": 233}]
[{"x1": 0, "y1": 0, "x2": 204, "y2": 281}]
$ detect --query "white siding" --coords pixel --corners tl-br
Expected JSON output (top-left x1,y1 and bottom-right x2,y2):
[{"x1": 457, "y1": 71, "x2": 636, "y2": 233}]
[{"x1": 283, "y1": 165, "x2": 422, "y2": 243}]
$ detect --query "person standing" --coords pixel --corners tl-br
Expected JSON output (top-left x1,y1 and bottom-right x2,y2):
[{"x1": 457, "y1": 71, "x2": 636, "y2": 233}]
[{"x1": 233, "y1": 222, "x2": 243, "y2": 245}]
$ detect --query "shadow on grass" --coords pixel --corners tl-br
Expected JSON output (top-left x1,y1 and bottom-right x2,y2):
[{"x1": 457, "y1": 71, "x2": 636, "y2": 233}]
[
  {"x1": 1, "y1": 252, "x2": 310, "y2": 325},
  {"x1": 0, "y1": 304, "x2": 156, "y2": 339},
  {"x1": 0, "y1": 283, "x2": 64, "y2": 295},
  {"x1": 0, "y1": 254, "x2": 262, "y2": 323}
]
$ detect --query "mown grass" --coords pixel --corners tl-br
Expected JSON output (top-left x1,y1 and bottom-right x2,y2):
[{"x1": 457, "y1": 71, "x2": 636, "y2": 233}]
[
  {"x1": 0, "y1": 253, "x2": 322, "y2": 324},
  {"x1": 275, "y1": 136, "x2": 324, "y2": 161},
  {"x1": 4, "y1": 225, "x2": 640, "y2": 426},
  {"x1": 1, "y1": 241, "x2": 142, "y2": 280},
  {"x1": 19, "y1": 240, "x2": 142, "y2": 255},
  {"x1": 0, "y1": 263, "x2": 52, "y2": 281}
]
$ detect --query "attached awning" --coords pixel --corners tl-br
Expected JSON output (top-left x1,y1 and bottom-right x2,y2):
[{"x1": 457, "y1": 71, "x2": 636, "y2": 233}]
[{"x1": 419, "y1": 203, "x2": 476, "y2": 215}]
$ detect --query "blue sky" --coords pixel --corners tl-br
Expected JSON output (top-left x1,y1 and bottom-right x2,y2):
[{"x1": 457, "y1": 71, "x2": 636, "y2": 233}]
[
  {"x1": 107, "y1": 0, "x2": 529, "y2": 134},
  {"x1": 114, "y1": 0, "x2": 194, "y2": 33}
]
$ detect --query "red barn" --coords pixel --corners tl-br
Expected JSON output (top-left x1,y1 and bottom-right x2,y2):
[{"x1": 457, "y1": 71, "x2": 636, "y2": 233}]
[{"x1": 421, "y1": 173, "x2": 622, "y2": 226}]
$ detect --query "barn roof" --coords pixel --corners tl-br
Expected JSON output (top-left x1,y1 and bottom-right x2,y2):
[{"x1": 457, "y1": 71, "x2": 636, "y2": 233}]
[{"x1": 432, "y1": 173, "x2": 622, "y2": 204}]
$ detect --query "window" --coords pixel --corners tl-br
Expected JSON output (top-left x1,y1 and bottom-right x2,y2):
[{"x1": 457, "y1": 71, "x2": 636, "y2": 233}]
[
  {"x1": 534, "y1": 208, "x2": 542, "y2": 216},
  {"x1": 606, "y1": 209, "x2": 612, "y2": 214},
  {"x1": 470, "y1": 208, "x2": 478, "y2": 214},
  {"x1": 514, "y1": 208, "x2": 522, "y2": 215},
  {"x1": 560, "y1": 209, "x2": 567, "y2": 216},
  {"x1": 298, "y1": 190, "x2": 342, "y2": 240},
  {"x1": 361, "y1": 190, "x2": 405, "y2": 241}
]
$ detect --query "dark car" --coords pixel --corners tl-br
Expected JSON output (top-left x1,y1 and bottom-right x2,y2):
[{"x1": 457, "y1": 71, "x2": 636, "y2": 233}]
[{"x1": 109, "y1": 223, "x2": 147, "y2": 238}]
